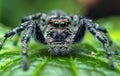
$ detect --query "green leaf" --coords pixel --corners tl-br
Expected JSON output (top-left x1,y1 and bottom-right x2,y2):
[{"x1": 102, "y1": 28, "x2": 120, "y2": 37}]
[{"x1": 0, "y1": 18, "x2": 120, "y2": 76}]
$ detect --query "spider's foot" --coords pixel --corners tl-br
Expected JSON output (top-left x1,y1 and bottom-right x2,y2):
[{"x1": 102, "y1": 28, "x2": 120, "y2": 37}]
[
  {"x1": 0, "y1": 43, "x2": 3, "y2": 51},
  {"x1": 110, "y1": 65, "x2": 115, "y2": 70},
  {"x1": 115, "y1": 51, "x2": 119, "y2": 55},
  {"x1": 22, "y1": 56, "x2": 29, "y2": 71},
  {"x1": 23, "y1": 63, "x2": 29, "y2": 71},
  {"x1": 13, "y1": 41, "x2": 18, "y2": 46}
]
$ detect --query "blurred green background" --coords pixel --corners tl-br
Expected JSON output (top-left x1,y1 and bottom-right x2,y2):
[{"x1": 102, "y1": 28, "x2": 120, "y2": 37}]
[
  {"x1": 0, "y1": 0, "x2": 80, "y2": 27},
  {"x1": 0, "y1": 0, "x2": 120, "y2": 76}
]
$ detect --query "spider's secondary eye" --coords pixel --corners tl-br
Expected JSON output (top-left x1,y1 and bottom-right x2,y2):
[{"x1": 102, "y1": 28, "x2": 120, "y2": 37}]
[
  {"x1": 60, "y1": 22, "x2": 66, "y2": 28},
  {"x1": 54, "y1": 21, "x2": 59, "y2": 28},
  {"x1": 49, "y1": 22, "x2": 53, "y2": 25}
]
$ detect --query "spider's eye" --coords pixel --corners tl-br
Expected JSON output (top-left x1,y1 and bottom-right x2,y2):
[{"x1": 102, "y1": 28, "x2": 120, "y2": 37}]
[
  {"x1": 60, "y1": 22, "x2": 66, "y2": 28},
  {"x1": 54, "y1": 21, "x2": 59, "y2": 28},
  {"x1": 49, "y1": 22, "x2": 53, "y2": 25}
]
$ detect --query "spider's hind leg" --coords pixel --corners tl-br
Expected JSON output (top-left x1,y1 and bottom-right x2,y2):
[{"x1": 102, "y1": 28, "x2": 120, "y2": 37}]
[
  {"x1": 96, "y1": 24, "x2": 119, "y2": 55},
  {"x1": 83, "y1": 18, "x2": 115, "y2": 70},
  {"x1": 21, "y1": 21, "x2": 36, "y2": 70},
  {"x1": 88, "y1": 27, "x2": 115, "y2": 70}
]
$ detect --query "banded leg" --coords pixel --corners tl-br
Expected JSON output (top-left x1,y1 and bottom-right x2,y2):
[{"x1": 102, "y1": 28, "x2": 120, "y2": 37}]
[
  {"x1": 88, "y1": 27, "x2": 115, "y2": 70},
  {"x1": 33, "y1": 24, "x2": 46, "y2": 44},
  {"x1": 95, "y1": 25, "x2": 119, "y2": 55},
  {"x1": 22, "y1": 13, "x2": 47, "y2": 32},
  {"x1": 72, "y1": 15, "x2": 86, "y2": 43},
  {"x1": 83, "y1": 18, "x2": 115, "y2": 70},
  {"x1": 22, "y1": 13, "x2": 46, "y2": 22},
  {"x1": 0, "y1": 22, "x2": 29, "y2": 50},
  {"x1": 73, "y1": 23, "x2": 86, "y2": 43},
  {"x1": 22, "y1": 21, "x2": 35, "y2": 70}
]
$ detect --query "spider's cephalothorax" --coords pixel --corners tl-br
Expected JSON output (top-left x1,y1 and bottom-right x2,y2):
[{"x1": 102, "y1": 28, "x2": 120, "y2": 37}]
[{"x1": 0, "y1": 10, "x2": 119, "y2": 70}]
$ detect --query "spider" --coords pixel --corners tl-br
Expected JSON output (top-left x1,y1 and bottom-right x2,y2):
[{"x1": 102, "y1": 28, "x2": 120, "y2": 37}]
[{"x1": 0, "y1": 10, "x2": 119, "y2": 70}]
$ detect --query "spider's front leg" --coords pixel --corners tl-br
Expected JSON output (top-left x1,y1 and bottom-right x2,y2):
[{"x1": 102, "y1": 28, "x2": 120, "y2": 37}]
[
  {"x1": 83, "y1": 18, "x2": 115, "y2": 70},
  {"x1": 21, "y1": 20, "x2": 46, "y2": 70},
  {"x1": 21, "y1": 21, "x2": 35, "y2": 70},
  {"x1": 71, "y1": 15, "x2": 86, "y2": 43},
  {"x1": 13, "y1": 13, "x2": 47, "y2": 45},
  {"x1": 22, "y1": 13, "x2": 46, "y2": 23},
  {"x1": 0, "y1": 21, "x2": 30, "y2": 50}
]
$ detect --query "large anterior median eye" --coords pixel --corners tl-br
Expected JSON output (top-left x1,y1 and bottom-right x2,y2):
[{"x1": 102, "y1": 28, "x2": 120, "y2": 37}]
[
  {"x1": 60, "y1": 22, "x2": 66, "y2": 28},
  {"x1": 54, "y1": 21, "x2": 59, "y2": 28}
]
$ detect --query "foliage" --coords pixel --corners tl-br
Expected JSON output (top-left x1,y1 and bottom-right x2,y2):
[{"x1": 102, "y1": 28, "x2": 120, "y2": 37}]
[{"x1": 0, "y1": 16, "x2": 120, "y2": 76}]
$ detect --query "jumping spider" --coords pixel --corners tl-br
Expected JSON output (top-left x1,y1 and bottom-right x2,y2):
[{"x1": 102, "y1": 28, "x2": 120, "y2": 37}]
[{"x1": 0, "y1": 10, "x2": 119, "y2": 70}]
